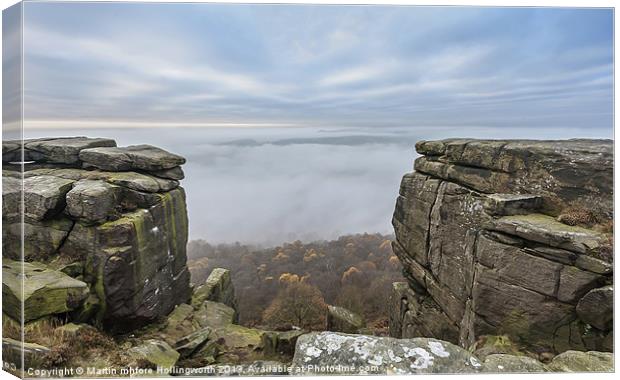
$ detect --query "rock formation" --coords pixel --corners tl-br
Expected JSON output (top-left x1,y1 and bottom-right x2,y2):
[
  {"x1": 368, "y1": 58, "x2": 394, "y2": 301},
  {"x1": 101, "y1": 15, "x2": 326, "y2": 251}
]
[
  {"x1": 292, "y1": 331, "x2": 483, "y2": 374},
  {"x1": 326, "y1": 305, "x2": 366, "y2": 334},
  {"x1": 2, "y1": 137, "x2": 191, "y2": 331},
  {"x1": 389, "y1": 139, "x2": 613, "y2": 353}
]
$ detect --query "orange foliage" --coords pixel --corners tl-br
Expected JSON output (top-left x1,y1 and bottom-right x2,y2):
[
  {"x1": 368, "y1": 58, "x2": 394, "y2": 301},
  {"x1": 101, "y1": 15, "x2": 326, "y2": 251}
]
[{"x1": 278, "y1": 273, "x2": 300, "y2": 285}]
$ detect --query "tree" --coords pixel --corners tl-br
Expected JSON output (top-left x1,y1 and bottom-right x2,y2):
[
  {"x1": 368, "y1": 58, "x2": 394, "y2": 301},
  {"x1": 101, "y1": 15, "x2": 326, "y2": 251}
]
[{"x1": 262, "y1": 281, "x2": 326, "y2": 330}]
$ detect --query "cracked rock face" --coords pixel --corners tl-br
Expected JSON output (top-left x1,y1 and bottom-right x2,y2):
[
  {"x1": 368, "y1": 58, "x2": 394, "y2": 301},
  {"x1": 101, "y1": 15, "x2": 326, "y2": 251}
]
[
  {"x1": 2, "y1": 137, "x2": 191, "y2": 331},
  {"x1": 390, "y1": 139, "x2": 613, "y2": 354}
]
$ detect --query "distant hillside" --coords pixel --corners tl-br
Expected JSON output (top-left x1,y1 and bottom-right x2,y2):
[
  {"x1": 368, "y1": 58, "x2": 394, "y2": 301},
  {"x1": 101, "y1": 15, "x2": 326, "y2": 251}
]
[{"x1": 187, "y1": 233, "x2": 404, "y2": 333}]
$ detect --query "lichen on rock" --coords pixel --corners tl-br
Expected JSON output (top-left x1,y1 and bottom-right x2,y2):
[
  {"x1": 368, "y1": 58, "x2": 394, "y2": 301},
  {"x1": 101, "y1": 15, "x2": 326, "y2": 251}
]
[{"x1": 2, "y1": 137, "x2": 191, "y2": 331}]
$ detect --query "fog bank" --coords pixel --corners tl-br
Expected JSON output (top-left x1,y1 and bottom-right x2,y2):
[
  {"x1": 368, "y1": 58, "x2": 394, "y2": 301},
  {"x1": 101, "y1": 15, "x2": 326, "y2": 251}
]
[{"x1": 26, "y1": 126, "x2": 612, "y2": 246}]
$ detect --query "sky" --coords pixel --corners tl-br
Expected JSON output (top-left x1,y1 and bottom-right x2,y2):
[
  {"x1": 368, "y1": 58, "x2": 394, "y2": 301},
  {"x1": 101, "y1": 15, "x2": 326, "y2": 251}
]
[
  {"x1": 2, "y1": 3, "x2": 614, "y2": 245},
  {"x1": 10, "y1": 3, "x2": 614, "y2": 130}
]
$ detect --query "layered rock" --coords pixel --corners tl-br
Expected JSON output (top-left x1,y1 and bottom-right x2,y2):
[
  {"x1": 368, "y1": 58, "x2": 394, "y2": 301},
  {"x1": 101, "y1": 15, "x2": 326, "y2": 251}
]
[
  {"x1": 2, "y1": 137, "x2": 191, "y2": 331},
  {"x1": 192, "y1": 268, "x2": 238, "y2": 316},
  {"x1": 390, "y1": 139, "x2": 613, "y2": 353}
]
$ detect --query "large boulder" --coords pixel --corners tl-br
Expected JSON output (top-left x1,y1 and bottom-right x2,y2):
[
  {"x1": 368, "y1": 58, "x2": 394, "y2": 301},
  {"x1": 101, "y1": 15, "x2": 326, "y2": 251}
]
[
  {"x1": 3, "y1": 218, "x2": 74, "y2": 261},
  {"x1": 79, "y1": 144, "x2": 185, "y2": 172},
  {"x1": 481, "y1": 354, "x2": 547, "y2": 373},
  {"x1": 192, "y1": 268, "x2": 238, "y2": 315},
  {"x1": 292, "y1": 332, "x2": 482, "y2": 375},
  {"x1": 194, "y1": 301, "x2": 237, "y2": 328},
  {"x1": 2, "y1": 260, "x2": 89, "y2": 321},
  {"x1": 547, "y1": 350, "x2": 613, "y2": 372},
  {"x1": 128, "y1": 339, "x2": 180, "y2": 369},
  {"x1": 150, "y1": 166, "x2": 185, "y2": 180},
  {"x1": 65, "y1": 180, "x2": 119, "y2": 224},
  {"x1": 2, "y1": 176, "x2": 21, "y2": 220},
  {"x1": 576, "y1": 286, "x2": 613, "y2": 331},
  {"x1": 23, "y1": 175, "x2": 74, "y2": 220},
  {"x1": 174, "y1": 328, "x2": 212, "y2": 358},
  {"x1": 326, "y1": 305, "x2": 365, "y2": 334}
]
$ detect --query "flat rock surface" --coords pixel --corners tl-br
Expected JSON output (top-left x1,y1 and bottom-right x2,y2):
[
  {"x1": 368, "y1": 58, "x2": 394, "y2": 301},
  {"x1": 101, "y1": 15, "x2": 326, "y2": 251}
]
[
  {"x1": 2, "y1": 259, "x2": 89, "y2": 321},
  {"x1": 481, "y1": 354, "x2": 547, "y2": 373},
  {"x1": 3, "y1": 137, "x2": 116, "y2": 163},
  {"x1": 128, "y1": 339, "x2": 180, "y2": 369},
  {"x1": 80, "y1": 144, "x2": 185, "y2": 171},
  {"x1": 489, "y1": 214, "x2": 607, "y2": 256},
  {"x1": 292, "y1": 332, "x2": 482, "y2": 374},
  {"x1": 547, "y1": 350, "x2": 613, "y2": 372},
  {"x1": 415, "y1": 139, "x2": 612, "y2": 172}
]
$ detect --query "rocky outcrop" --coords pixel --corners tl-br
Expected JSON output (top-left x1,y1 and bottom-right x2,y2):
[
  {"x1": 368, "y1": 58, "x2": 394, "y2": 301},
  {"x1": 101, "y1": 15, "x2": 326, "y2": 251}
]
[
  {"x1": 2, "y1": 137, "x2": 191, "y2": 331},
  {"x1": 133, "y1": 267, "x2": 302, "y2": 368},
  {"x1": 192, "y1": 268, "x2": 238, "y2": 317},
  {"x1": 326, "y1": 305, "x2": 365, "y2": 334},
  {"x1": 390, "y1": 139, "x2": 613, "y2": 354}
]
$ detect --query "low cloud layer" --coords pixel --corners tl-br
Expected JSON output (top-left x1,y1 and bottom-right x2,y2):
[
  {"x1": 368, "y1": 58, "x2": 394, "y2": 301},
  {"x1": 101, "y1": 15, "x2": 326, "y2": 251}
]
[
  {"x1": 12, "y1": 3, "x2": 613, "y2": 130},
  {"x1": 28, "y1": 126, "x2": 612, "y2": 246}
]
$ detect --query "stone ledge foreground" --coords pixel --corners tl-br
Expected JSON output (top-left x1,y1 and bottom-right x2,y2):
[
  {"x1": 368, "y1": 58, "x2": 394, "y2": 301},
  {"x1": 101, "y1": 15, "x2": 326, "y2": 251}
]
[{"x1": 292, "y1": 332, "x2": 613, "y2": 374}]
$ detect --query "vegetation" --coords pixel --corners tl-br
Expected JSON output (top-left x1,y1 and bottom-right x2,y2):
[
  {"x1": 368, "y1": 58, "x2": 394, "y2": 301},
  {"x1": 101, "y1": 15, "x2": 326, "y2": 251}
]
[{"x1": 187, "y1": 233, "x2": 403, "y2": 333}]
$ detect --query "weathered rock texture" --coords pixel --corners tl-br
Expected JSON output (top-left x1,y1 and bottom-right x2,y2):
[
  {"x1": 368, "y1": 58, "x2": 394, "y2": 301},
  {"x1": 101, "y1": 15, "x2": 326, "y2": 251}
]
[
  {"x1": 326, "y1": 305, "x2": 366, "y2": 334},
  {"x1": 390, "y1": 139, "x2": 613, "y2": 353},
  {"x1": 292, "y1": 332, "x2": 483, "y2": 374},
  {"x1": 2, "y1": 137, "x2": 191, "y2": 331}
]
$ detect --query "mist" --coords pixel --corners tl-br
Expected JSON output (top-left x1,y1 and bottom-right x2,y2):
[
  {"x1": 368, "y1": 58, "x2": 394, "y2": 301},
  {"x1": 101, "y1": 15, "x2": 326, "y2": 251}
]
[{"x1": 24, "y1": 125, "x2": 612, "y2": 246}]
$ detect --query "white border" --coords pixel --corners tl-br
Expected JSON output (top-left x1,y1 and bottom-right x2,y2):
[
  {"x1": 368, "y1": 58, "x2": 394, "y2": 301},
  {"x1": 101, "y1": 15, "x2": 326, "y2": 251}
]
[{"x1": 0, "y1": 1, "x2": 616, "y2": 380}]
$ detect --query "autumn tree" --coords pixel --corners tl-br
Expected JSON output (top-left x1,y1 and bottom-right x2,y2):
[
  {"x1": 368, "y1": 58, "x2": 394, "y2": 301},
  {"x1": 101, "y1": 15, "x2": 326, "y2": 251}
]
[{"x1": 262, "y1": 281, "x2": 327, "y2": 330}]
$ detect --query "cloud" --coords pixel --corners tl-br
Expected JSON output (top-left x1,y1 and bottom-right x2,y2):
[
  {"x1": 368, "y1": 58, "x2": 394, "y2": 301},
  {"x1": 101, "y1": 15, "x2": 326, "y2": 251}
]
[{"x1": 16, "y1": 3, "x2": 613, "y2": 131}]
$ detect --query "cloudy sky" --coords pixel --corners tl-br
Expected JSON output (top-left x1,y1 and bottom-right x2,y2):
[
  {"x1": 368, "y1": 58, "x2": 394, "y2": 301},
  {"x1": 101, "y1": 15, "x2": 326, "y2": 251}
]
[{"x1": 16, "y1": 3, "x2": 614, "y2": 130}]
